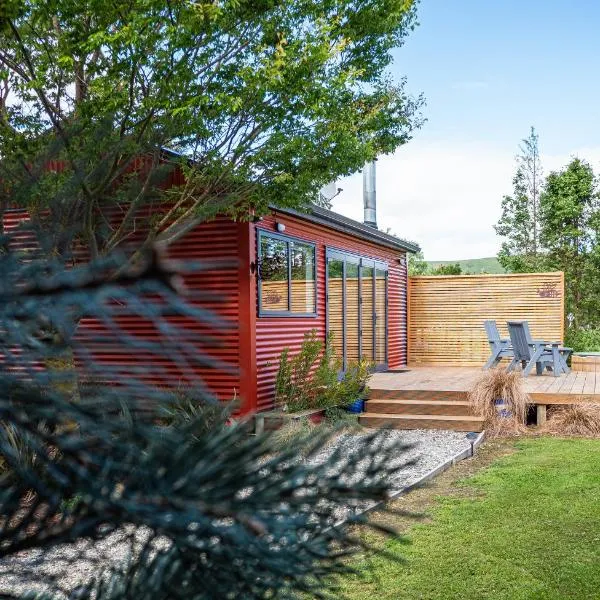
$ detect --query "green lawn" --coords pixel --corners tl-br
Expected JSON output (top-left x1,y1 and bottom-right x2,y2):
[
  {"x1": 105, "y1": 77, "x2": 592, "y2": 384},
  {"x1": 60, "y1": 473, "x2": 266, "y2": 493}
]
[{"x1": 340, "y1": 438, "x2": 600, "y2": 600}]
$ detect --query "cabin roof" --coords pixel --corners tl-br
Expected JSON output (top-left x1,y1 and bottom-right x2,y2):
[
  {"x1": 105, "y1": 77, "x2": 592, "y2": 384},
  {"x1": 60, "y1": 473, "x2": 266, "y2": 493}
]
[{"x1": 272, "y1": 204, "x2": 420, "y2": 254}]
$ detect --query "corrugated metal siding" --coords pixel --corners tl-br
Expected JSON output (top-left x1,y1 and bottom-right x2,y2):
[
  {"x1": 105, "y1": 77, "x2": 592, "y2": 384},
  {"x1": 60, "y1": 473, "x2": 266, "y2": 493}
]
[
  {"x1": 254, "y1": 211, "x2": 407, "y2": 411},
  {"x1": 76, "y1": 217, "x2": 242, "y2": 403},
  {"x1": 3, "y1": 209, "x2": 40, "y2": 254},
  {"x1": 2, "y1": 208, "x2": 243, "y2": 406}
]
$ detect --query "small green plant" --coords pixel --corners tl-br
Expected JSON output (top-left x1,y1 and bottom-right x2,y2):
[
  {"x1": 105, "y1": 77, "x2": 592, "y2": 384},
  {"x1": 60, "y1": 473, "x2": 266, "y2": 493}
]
[
  {"x1": 274, "y1": 331, "x2": 372, "y2": 412},
  {"x1": 271, "y1": 419, "x2": 317, "y2": 451},
  {"x1": 274, "y1": 330, "x2": 328, "y2": 411},
  {"x1": 335, "y1": 360, "x2": 372, "y2": 406},
  {"x1": 160, "y1": 386, "x2": 231, "y2": 438},
  {"x1": 0, "y1": 420, "x2": 58, "y2": 483},
  {"x1": 323, "y1": 406, "x2": 360, "y2": 427}
]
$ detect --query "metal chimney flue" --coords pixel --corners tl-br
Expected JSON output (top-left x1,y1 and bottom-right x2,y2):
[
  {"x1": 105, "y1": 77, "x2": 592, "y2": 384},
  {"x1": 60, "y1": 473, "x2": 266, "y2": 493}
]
[{"x1": 363, "y1": 160, "x2": 377, "y2": 229}]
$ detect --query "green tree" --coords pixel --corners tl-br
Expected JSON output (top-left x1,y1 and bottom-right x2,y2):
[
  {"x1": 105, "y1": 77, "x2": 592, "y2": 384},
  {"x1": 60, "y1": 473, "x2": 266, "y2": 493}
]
[
  {"x1": 430, "y1": 262, "x2": 461, "y2": 275},
  {"x1": 0, "y1": 0, "x2": 424, "y2": 259},
  {"x1": 495, "y1": 127, "x2": 545, "y2": 272},
  {"x1": 408, "y1": 250, "x2": 429, "y2": 275},
  {"x1": 540, "y1": 158, "x2": 600, "y2": 329}
]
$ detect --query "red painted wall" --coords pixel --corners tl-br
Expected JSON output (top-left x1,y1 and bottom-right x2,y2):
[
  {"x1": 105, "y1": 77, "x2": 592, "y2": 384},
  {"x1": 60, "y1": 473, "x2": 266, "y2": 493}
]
[
  {"x1": 76, "y1": 217, "x2": 245, "y2": 404},
  {"x1": 3, "y1": 208, "x2": 247, "y2": 408},
  {"x1": 252, "y1": 211, "x2": 407, "y2": 412},
  {"x1": 3, "y1": 204, "x2": 408, "y2": 416}
]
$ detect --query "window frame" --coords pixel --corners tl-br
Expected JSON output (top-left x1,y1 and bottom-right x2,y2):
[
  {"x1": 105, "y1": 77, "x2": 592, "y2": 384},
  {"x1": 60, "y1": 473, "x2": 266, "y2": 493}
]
[{"x1": 257, "y1": 229, "x2": 318, "y2": 318}]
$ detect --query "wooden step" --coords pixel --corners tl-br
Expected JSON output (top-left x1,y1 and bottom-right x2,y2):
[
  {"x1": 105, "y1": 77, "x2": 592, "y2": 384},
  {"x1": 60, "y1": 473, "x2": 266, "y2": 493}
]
[
  {"x1": 365, "y1": 399, "x2": 474, "y2": 416},
  {"x1": 359, "y1": 413, "x2": 484, "y2": 432},
  {"x1": 368, "y1": 388, "x2": 468, "y2": 402}
]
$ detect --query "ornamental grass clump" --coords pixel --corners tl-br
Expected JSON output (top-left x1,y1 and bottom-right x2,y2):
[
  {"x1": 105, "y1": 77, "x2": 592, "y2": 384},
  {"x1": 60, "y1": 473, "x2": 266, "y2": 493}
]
[
  {"x1": 468, "y1": 368, "x2": 531, "y2": 436},
  {"x1": 543, "y1": 404, "x2": 600, "y2": 437}
]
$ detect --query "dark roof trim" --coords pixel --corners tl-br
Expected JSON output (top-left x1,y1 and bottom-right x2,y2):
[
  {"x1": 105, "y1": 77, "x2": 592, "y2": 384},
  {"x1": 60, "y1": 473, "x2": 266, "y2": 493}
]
[{"x1": 271, "y1": 204, "x2": 420, "y2": 254}]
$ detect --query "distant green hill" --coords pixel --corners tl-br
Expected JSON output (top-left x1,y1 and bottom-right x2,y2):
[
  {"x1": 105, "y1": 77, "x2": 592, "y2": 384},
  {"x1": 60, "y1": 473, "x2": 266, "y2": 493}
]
[{"x1": 427, "y1": 257, "x2": 505, "y2": 275}]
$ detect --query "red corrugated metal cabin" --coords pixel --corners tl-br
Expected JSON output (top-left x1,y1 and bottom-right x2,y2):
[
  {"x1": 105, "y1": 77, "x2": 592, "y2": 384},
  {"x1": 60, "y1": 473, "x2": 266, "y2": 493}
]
[
  {"x1": 3, "y1": 175, "x2": 417, "y2": 415},
  {"x1": 248, "y1": 206, "x2": 418, "y2": 412}
]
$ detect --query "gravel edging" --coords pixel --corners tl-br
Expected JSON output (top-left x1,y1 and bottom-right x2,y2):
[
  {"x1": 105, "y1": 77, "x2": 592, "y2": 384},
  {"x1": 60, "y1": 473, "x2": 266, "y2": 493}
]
[
  {"x1": 327, "y1": 429, "x2": 486, "y2": 526},
  {"x1": 304, "y1": 428, "x2": 485, "y2": 523}
]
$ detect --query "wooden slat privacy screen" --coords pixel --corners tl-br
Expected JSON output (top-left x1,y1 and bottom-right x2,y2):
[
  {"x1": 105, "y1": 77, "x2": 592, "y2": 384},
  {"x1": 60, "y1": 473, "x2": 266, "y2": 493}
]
[{"x1": 408, "y1": 272, "x2": 565, "y2": 366}]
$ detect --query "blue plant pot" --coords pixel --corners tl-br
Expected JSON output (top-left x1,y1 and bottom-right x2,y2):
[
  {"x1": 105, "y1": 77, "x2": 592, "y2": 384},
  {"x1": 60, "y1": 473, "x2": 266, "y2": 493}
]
[
  {"x1": 495, "y1": 398, "x2": 512, "y2": 419},
  {"x1": 346, "y1": 399, "x2": 365, "y2": 414}
]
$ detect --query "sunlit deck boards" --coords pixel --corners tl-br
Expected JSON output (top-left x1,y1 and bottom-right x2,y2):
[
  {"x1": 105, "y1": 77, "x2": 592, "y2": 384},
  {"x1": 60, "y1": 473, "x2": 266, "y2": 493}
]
[{"x1": 369, "y1": 367, "x2": 600, "y2": 405}]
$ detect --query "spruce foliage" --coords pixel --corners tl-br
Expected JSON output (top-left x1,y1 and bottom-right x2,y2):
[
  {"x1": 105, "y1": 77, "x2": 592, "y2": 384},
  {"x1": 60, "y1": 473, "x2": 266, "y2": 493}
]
[{"x1": 0, "y1": 235, "x2": 411, "y2": 599}]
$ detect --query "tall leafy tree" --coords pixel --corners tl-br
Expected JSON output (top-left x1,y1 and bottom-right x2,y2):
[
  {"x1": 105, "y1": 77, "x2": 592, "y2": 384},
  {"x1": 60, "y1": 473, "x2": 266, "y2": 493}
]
[
  {"x1": 0, "y1": 0, "x2": 424, "y2": 259},
  {"x1": 495, "y1": 127, "x2": 544, "y2": 272},
  {"x1": 540, "y1": 158, "x2": 600, "y2": 329},
  {"x1": 408, "y1": 250, "x2": 428, "y2": 275}
]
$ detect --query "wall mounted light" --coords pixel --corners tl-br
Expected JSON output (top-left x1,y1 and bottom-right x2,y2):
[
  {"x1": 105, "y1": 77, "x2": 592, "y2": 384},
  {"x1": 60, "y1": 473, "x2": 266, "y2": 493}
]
[
  {"x1": 276, "y1": 222, "x2": 286, "y2": 233},
  {"x1": 398, "y1": 256, "x2": 407, "y2": 267}
]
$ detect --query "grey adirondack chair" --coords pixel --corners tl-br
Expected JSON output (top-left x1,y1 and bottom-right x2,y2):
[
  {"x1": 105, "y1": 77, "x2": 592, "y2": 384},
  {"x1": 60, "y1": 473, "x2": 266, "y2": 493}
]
[
  {"x1": 520, "y1": 320, "x2": 572, "y2": 374},
  {"x1": 507, "y1": 320, "x2": 571, "y2": 377},
  {"x1": 483, "y1": 320, "x2": 513, "y2": 369}
]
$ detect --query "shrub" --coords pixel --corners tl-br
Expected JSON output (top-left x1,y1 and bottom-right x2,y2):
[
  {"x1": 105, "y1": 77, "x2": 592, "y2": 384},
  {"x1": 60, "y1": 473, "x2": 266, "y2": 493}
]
[
  {"x1": 160, "y1": 386, "x2": 231, "y2": 438},
  {"x1": 565, "y1": 327, "x2": 600, "y2": 352},
  {"x1": 274, "y1": 330, "x2": 326, "y2": 411},
  {"x1": 335, "y1": 359, "x2": 372, "y2": 406},
  {"x1": 274, "y1": 331, "x2": 372, "y2": 412}
]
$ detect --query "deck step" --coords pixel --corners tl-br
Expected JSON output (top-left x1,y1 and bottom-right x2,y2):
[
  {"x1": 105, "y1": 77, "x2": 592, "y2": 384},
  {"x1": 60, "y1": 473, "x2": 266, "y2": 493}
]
[
  {"x1": 365, "y1": 399, "x2": 474, "y2": 416},
  {"x1": 368, "y1": 388, "x2": 468, "y2": 402},
  {"x1": 359, "y1": 413, "x2": 484, "y2": 432}
]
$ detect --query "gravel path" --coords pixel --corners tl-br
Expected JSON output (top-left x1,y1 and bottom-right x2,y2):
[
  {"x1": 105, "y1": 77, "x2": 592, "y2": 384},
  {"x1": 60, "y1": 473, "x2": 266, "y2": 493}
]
[
  {"x1": 311, "y1": 428, "x2": 472, "y2": 491},
  {"x1": 307, "y1": 428, "x2": 474, "y2": 520},
  {"x1": 0, "y1": 429, "x2": 473, "y2": 597}
]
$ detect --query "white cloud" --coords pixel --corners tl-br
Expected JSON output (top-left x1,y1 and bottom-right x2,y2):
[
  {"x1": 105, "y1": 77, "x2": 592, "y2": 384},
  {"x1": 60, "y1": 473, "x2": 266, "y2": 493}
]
[{"x1": 331, "y1": 140, "x2": 600, "y2": 262}]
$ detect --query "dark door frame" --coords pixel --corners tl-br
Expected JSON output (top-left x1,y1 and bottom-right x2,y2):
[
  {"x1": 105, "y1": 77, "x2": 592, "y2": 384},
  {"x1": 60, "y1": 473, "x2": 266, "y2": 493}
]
[{"x1": 325, "y1": 247, "x2": 388, "y2": 371}]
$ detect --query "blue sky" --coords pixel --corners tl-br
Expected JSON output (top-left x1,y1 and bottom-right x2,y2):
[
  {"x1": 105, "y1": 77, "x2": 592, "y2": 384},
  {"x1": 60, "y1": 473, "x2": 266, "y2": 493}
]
[{"x1": 332, "y1": 0, "x2": 600, "y2": 260}]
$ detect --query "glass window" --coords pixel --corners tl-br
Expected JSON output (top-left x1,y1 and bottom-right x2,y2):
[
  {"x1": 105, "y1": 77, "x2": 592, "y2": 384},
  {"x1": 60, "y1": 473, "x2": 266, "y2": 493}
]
[
  {"x1": 375, "y1": 268, "x2": 387, "y2": 364},
  {"x1": 327, "y1": 257, "x2": 344, "y2": 357},
  {"x1": 258, "y1": 232, "x2": 316, "y2": 315},
  {"x1": 360, "y1": 264, "x2": 374, "y2": 361},
  {"x1": 290, "y1": 241, "x2": 316, "y2": 313},
  {"x1": 326, "y1": 249, "x2": 388, "y2": 369},
  {"x1": 259, "y1": 236, "x2": 288, "y2": 312}
]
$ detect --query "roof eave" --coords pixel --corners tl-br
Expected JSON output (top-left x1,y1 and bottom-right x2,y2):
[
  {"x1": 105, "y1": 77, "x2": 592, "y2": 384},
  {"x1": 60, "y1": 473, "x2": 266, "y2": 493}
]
[{"x1": 270, "y1": 205, "x2": 420, "y2": 254}]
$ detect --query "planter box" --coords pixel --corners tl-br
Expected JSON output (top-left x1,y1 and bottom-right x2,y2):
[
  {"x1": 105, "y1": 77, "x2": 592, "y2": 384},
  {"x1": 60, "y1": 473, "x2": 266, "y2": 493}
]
[
  {"x1": 572, "y1": 353, "x2": 600, "y2": 372},
  {"x1": 255, "y1": 407, "x2": 325, "y2": 434}
]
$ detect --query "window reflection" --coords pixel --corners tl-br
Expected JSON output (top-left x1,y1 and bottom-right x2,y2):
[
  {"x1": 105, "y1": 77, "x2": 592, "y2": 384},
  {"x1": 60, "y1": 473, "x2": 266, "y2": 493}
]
[{"x1": 259, "y1": 233, "x2": 316, "y2": 315}]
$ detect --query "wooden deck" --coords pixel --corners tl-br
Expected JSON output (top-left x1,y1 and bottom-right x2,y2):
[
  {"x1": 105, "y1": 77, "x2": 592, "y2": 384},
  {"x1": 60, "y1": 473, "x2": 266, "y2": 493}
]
[
  {"x1": 370, "y1": 367, "x2": 600, "y2": 405},
  {"x1": 359, "y1": 367, "x2": 600, "y2": 431}
]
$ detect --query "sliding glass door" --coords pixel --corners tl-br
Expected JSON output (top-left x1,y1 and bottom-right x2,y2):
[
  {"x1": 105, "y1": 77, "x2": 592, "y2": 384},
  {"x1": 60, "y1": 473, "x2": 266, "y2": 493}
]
[{"x1": 326, "y1": 249, "x2": 388, "y2": 369}]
